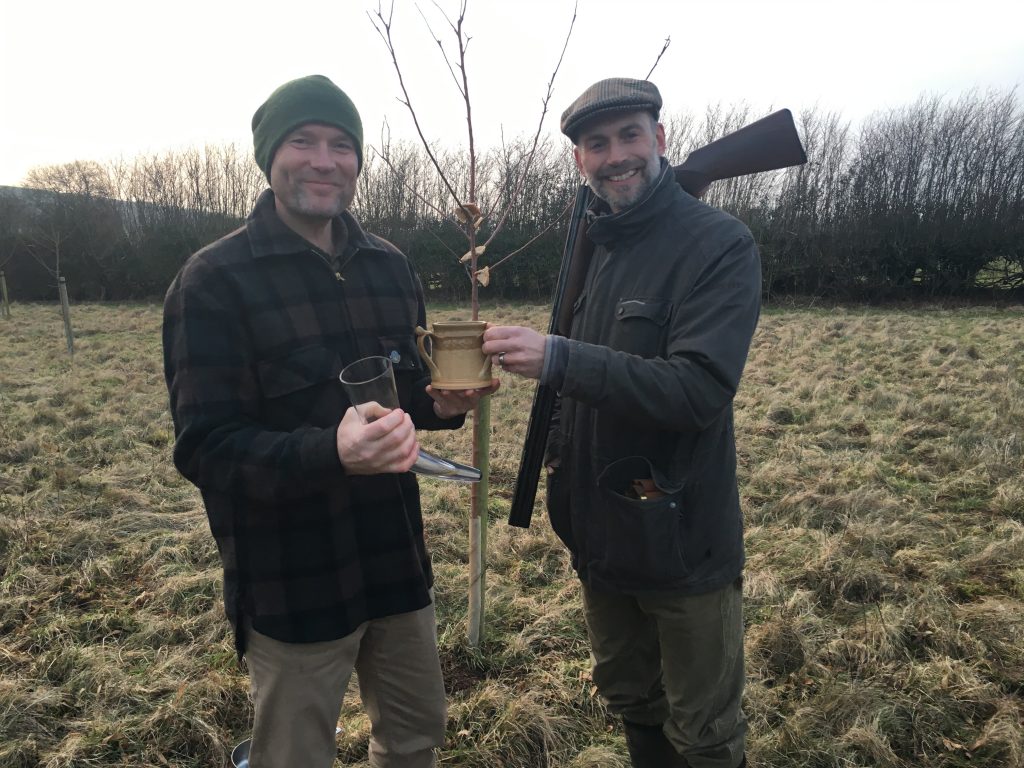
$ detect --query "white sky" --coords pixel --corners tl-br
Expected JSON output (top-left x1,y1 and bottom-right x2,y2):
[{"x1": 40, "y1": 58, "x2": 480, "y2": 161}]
[{"x1": 2, "y1": 0, "x2": 1022, "y2": 187}]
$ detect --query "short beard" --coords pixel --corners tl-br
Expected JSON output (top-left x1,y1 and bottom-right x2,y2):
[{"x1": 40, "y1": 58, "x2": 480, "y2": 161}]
[
  {"x1": 285, "y1": 183, "x2": 349, "y2": 221},
  {"x1": 586, "y1": 146, "x2": 662, "y2": 213}
]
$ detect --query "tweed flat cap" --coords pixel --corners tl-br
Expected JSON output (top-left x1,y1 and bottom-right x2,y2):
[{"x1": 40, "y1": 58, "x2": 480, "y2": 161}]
[{"x1": 560, "y1": 78, "x2": 662, "y2": 142}]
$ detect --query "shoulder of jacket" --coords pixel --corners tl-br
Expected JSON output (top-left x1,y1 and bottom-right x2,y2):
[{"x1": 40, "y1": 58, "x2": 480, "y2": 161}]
[
  {"x1": 358, "y1": 231, "x2": 420, "y2": 289},
  {"x1": 361, "y1": 230, "x2": 407, "y2": 259},
  {"x1": 168, "y1": 225, "x2": 250, "y2": 295},
  {"x1": 666, "y1": 191, "x2": 752, "y2": 250},
  {"x1": 193, "y1": 224, "x2": 252, "y2": 267},
  {"x1": 653, "y1": 192, "x2": 757, "y2": 276},
  {"x1": 673, "y1": 189, "x2": 752, "y2": 242}
]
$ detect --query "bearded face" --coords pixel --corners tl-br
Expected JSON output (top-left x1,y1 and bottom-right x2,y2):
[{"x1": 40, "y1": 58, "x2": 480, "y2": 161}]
[
  {"x1": 573, "y1": 111, "x2": 666, "y2": 212},
  {"x1": 270, "y1": 124, "x2": 359, "y2": 226}
]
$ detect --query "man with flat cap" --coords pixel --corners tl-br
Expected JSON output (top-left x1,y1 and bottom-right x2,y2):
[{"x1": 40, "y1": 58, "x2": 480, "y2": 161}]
[
  {"x1": 163, "y1": 75, "x2": 494, "y2": 768},
  {"x1": 483, "y1": 78, "x2": 757, "y2": 767}
]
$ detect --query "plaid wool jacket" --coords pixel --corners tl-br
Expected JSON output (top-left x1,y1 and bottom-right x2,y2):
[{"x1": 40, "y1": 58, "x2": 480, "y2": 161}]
[{"x1": 163, "y1": 190, "x2": 463, "y2": 653}]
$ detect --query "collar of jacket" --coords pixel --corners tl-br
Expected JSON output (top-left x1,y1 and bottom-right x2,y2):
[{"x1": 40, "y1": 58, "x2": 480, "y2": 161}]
[
  {"x1": 245, "y1": 188, "x2": 383, "y2": 260},
  {"x1": 584, "y1": 158, "x2": 677, "y2": 246}
]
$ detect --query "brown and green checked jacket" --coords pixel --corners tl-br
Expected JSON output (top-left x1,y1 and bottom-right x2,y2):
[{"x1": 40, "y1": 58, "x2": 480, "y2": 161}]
[{"x1": 163, "y1": 190, "x2": 463, "y2": 655}]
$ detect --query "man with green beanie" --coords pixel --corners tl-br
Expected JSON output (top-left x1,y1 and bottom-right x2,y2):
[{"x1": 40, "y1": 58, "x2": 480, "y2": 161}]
[{"x1": 163, "y1": 74, "x2": 495, "y2": 768}]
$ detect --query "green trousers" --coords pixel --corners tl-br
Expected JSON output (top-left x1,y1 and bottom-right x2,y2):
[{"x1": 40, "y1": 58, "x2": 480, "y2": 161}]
[{"x1": 581, "y1": 578, "x2": 747, "y2": 768}]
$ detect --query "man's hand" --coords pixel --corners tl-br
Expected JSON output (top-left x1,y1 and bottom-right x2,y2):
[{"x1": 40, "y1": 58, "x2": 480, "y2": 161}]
[
  {"x1": 336, "y1": 404, "x2": 419, "y2": 475},
  {"x1": 427, "y1": 379, "x2": 500, "y2": 419},
  {"x1": 482, "y1": 326, "x2": 547, "y2": 380}
]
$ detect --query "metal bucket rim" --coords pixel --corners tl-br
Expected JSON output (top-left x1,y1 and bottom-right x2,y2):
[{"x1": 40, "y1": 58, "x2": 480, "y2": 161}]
[{"x1": 231, "y1": 727, "x2": 342, "y2": 767}]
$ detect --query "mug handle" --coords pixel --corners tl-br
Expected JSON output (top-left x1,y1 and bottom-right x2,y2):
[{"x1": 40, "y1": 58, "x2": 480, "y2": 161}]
[
  {"x1": 415, "y1": 326, "x2": 441, "y2": 380},
  {"x1": 476, "y1": 354, "x2": 493, "y2": 381}
]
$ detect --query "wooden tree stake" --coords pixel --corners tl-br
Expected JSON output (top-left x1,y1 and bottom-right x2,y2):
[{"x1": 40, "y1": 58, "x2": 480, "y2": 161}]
[
  {"x1": 0, "y1": 271, "x2": 10, "y2": 318},
  {"x1": 58, "y1": 276, "x2": 73, "y2": 356},
  {"x1": 468, "y1": 394, "x2": 491, "y2": 646}
]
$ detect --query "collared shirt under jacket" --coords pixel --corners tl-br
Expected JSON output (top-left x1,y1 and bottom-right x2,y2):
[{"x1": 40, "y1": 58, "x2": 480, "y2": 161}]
[{"x1": 163, "y1": 190, "x2": 462, "y2": 654}]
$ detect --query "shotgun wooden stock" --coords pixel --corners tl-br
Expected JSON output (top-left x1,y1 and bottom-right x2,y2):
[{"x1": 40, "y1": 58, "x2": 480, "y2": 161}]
[{"x1": 507, "y1": 109, "x2": 807, "y2": 528}]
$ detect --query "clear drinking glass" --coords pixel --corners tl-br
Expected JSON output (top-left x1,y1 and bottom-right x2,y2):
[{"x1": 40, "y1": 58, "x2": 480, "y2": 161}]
[{"x1": 339, "y1": 356, "x2": 481, "y2": 483}]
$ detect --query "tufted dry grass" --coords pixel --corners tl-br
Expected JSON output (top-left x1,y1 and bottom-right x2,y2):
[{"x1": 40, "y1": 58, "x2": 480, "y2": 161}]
[{"x1": 2, "y1": 300, "x2": 1023, "y2": 767}]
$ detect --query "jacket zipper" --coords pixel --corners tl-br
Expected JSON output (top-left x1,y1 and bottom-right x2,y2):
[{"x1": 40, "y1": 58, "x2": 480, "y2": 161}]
[{"x1": 309, "y1": 247, "x2": 343, "y2": 282}]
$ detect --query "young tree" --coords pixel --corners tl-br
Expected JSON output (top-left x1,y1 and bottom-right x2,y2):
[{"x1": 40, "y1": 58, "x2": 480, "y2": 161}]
[{"x1": 369, "y1": 0, "x2": 576, "y2": 646}]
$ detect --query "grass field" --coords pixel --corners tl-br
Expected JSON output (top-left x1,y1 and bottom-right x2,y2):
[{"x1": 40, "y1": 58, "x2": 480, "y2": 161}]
[{"x1": 2, "y1": 300, "x2": 1023, "y2": 768}]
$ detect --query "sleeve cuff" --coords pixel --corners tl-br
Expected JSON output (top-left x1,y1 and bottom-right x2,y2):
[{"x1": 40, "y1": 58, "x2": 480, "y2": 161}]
[
  {"x1": 301, "y1": 425, "x2": 344, "y2": 475},
  {"x1": 540, "y1": 335, "x2": 570, "y2": 389}
]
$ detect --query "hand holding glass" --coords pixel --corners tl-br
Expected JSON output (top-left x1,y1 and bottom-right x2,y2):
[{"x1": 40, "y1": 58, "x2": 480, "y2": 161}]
[{"x1": 339, "y1": 356, "x2": 481, "y2": 483}]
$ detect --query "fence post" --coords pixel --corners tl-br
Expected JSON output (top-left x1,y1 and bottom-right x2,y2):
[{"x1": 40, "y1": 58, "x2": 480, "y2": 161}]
[
  {"x1": 0, "y1": 271, "x2": 9, "y2": 318},
  {"x1": 58, "y1": 276, "x2": 74, "y2": 356}
]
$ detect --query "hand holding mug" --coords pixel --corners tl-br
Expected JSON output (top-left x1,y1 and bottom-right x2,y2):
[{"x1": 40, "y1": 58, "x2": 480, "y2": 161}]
[{"x1": 482, "y1": 326, "x2": 548, "y2": 380}]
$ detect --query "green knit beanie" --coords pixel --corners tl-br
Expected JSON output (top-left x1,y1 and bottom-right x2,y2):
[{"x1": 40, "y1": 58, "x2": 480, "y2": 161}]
[{"x1": 251, "y1": 75, "x2": 364, "y2": 180}]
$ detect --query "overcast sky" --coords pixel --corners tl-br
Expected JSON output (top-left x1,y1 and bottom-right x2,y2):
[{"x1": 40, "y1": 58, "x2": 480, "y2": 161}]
[{"x1": 2, "y1": 0, "x2": 1022, "y2": 187}]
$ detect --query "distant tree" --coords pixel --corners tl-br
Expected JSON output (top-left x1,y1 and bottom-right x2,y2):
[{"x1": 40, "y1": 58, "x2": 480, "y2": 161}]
[
  {"x1": 4, "y1": 87, "x2": 1020, "y2": 301},
  {"x1": 22, "y1": 161, "x2": 124, "y2": 298}
]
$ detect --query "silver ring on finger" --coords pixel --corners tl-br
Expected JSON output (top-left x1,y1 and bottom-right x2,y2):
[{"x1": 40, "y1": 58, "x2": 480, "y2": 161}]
[{"x1": 498, "y1": 352, "x2": 506, "y2": 367}]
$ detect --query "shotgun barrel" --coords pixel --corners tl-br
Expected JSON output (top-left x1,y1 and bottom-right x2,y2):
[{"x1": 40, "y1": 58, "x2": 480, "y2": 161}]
[
  {"x1": 506, "y1": 182, "x2": 591, "y2": 528},
  {"x1": 507, "y1": 109, "x2": 807, "y2": 528}
]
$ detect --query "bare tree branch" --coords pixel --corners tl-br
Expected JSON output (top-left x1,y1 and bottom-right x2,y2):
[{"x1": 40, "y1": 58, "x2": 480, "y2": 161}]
[
  {"x1": 453, "y1": 4, "x2": 477, "y2": 210},
  {"x1": 433, "y1": 0, "x2": 468, "y2": 44},
  {"x1": 645, "y1": 36, "x2": 671, "y2": 79},
  {"x1": 368, "y1": 2, "x2": 467, "y2": 212},
  {"x1": 489, "y1": 197, "x2": 573, "y2": 270},
  {"x1": 416, "y1": 0, "x2": 485, "y2": 306},
  {"x1": 25, "y1": 242, "x2": 58, "y2": 278},
  {"x1": 370, "y1": 0, "x2": 578, "y2": 311},
  {"x1": 482, "y1": 1, "x2": 577, "y2": 253},
  {"x1": 426, "y1": 226, "x2": 462, "y2": 260},
  {"x1": 417, "y1": 3, "x2": 465, "y2": 97},
  {"x1": 369, "y1": 145, "x2": 454, "y2": 223}
]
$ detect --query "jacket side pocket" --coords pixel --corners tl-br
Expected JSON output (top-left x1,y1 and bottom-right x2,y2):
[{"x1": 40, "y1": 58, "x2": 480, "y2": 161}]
[{"x1": 596, "y1": 455, "x2": 688, "y2": 585}]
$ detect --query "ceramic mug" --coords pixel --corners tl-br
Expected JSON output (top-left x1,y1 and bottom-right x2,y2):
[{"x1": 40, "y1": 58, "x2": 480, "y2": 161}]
[{"x1": 415, "y1": 320, "x2": 491, "y2": 390}]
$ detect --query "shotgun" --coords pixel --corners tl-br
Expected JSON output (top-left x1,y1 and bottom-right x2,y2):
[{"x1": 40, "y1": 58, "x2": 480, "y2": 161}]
[{"x1": 507, "y1": 108, "x2": 807, "y2": 528}]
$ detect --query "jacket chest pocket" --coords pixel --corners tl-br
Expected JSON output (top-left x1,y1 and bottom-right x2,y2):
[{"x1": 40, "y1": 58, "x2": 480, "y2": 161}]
[
  {"x1": 378, "y1": 334, "x2": 423, "y2": 375},
  {"x1": 609, "y1": 297, "x2": 671, "y2": 358},
  {"x1": 257, "y1": 345, "x2": 343, "y2": 428},
  {"x1": 378, "y1": 334, "x2": 425, "y2": 407}
]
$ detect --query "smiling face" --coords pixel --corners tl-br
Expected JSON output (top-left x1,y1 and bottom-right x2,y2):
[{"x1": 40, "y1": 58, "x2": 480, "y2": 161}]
[
  {"x1": 269, "y1": 123, "x2": 359, "y2": 232},
  {"x1": 573, "y1": 111, "x2": 666, "y2": 212}
]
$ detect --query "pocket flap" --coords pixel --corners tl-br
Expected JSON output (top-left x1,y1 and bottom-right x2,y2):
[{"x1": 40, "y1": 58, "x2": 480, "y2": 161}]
[
  {"x1": 615, "y1": 298, "x2": 671, "y2": 325},
  {"x1": 597, "y1": 455, "x2": 683, "y2": 498},
  {"x1": 379, "y1": 334, "x2": 422, "y2": 373},
  {"x1": 258, "y1": 345, "x2": 342, "y2": 398}
]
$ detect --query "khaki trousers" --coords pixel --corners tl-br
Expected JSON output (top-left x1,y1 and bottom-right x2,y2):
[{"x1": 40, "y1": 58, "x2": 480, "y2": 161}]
[
  {"x1": 581, "y1": 579, "x2": 747, "y2": 768},
  {"x1": 244, "y1": 601, "x2": 446, "y2": 768}
]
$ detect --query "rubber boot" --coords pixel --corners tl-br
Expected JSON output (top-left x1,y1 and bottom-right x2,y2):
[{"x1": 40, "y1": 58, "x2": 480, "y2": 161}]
[{"x1": 622, "y1": 720, "x2": 688, "y2": 767}]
